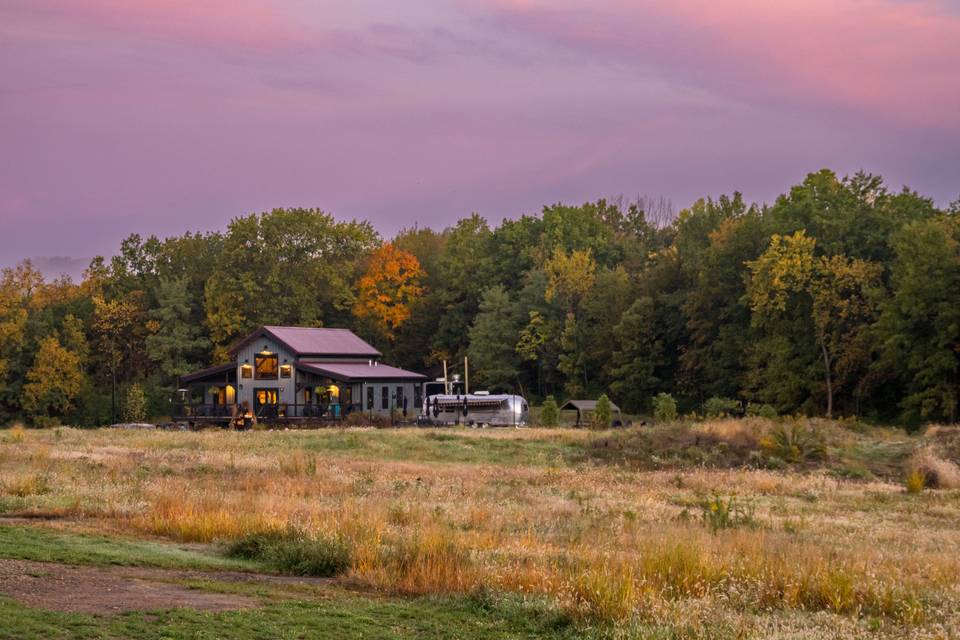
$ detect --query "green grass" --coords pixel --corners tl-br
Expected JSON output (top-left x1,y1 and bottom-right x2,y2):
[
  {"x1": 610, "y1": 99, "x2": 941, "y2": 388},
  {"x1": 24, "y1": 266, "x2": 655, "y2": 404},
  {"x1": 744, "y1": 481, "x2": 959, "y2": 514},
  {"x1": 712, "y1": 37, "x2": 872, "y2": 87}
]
[
  {"x1": 190, "y1": 428, "x2": 584, "y2": 467},
  {"x1": 0, "y1": 525, "x2": 258, "y2": 572},
  {"x1": 0, "y1": 591, "x2": 587, "y2": 640}
]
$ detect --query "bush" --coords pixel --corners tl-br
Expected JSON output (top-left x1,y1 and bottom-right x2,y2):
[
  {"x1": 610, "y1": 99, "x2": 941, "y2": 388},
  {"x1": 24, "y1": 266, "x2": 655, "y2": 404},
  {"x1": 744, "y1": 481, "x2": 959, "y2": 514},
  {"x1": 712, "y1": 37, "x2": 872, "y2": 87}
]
[
  {"x1": 703, "y1": 396, "x2": 741, "y2": 419},
  {"x1": 907, "y1": 446, "x2": 960, "y2": 490},
  {"x1": 745, "y1": 403, "x2": 779, "y2": 420},
  {"x1": 227, "y1": 529, "x2": 352, "y2": 577},
  {"x1": 760, "y1": 422, "x2": 826, "y2": 463},
  {"x1": 7, "y1": 424, "x2": 26, "y2": 443},
  {"x1": 701, "y1": 495, "x2": 759, "y2": 533},
  {"x1": 123, "y1": 383, "x2": 147, "y2": 423},
  {"x1": 592, "y1": 395, "x2": 612, "y2": 430},
  {"x1": 904, "y1": 468, "x2": 926, "y2": 494},
  {"x1": 652, "y1": 393, "x2": 677, "y2": 422},
  {"x1": 539, "y1": 396, "x2": 559, "y2": 427}
]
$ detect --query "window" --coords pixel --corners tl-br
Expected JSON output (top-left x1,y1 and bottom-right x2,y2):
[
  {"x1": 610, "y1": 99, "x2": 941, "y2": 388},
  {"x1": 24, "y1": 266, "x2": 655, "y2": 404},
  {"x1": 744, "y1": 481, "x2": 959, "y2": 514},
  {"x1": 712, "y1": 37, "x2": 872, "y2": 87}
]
[
  {"x1": 255, "y1": 388, "x2": 278, "y2": 406},
  {"x1": 304, "y1": 388, "x2": 313, "y2": 405},
  {"x1": 255, "y1": 353, "x2": 278, "y2": 379},
  {"x1": 414, "y1": 384, "x2": 422, "y2": 409},
  {"x1": 241, "y1": 364, "x2": 253, "y2": 379},
  {"x1": 279, "y1": 364, "x2": 292, "y2": 379},
  {"x1": 381, "y1": 386, "x2": 389, "y2": 410},
  {"x1": 366, "y1": 386, "x2": 374, "y2": 410},
  {"x1": 396, "y1": 386, "x2": 404, "y2": 410}
]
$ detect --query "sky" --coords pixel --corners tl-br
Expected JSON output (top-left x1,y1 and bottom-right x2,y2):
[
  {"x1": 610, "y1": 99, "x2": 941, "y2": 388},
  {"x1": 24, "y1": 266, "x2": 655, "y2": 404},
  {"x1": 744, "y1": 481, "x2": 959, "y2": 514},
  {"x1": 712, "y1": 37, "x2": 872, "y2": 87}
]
[{"x1": 2, "y1": 0, "x2": 959, "y2": 271}]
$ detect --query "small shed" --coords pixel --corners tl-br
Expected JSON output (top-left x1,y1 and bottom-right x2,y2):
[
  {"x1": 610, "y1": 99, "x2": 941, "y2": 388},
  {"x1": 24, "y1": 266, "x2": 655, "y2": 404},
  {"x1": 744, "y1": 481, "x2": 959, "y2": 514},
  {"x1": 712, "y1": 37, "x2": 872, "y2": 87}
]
[{"x1": 559, "y1": 399, "x2": 622, "y2": 427}]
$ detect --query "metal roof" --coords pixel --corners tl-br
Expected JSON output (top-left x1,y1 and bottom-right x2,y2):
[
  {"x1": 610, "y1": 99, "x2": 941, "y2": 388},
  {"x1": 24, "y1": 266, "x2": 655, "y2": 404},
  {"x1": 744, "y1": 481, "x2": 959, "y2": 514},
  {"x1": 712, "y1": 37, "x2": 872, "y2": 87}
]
[
  {"x1": 229, "y1": 326, "x2": 381, "y2": 358},
  {"x1": 295, "y1": 361, "x2": 426, "y2": 381},
  {"x1": 179, "y1": 362, "x2": 236, "y2": 384},
  {"x1": 560, "y1": 399, "x2": 622, "y2": 413}
]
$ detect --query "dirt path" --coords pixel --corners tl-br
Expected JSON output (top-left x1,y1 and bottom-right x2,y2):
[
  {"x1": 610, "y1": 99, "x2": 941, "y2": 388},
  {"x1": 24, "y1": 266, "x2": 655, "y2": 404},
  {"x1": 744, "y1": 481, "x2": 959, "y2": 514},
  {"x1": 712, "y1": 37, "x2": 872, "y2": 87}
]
[{"x1": 0, "y1": 558, "x2": 329, "y2": 614}]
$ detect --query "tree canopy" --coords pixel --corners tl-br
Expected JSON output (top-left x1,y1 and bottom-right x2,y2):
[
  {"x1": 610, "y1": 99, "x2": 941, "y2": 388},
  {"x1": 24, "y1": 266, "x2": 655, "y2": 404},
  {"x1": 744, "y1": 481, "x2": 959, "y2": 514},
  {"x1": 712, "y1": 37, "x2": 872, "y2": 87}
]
[{"x1": 2, "y1": 170, "x2": 957, "y2": 427}]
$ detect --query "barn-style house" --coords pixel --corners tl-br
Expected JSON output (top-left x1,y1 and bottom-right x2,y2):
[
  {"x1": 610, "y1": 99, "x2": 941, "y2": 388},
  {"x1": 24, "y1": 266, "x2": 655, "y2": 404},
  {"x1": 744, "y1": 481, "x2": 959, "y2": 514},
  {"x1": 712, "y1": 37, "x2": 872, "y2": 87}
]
[{"x1": 175, "y1": 326, "x2": 425, "y2": 423}]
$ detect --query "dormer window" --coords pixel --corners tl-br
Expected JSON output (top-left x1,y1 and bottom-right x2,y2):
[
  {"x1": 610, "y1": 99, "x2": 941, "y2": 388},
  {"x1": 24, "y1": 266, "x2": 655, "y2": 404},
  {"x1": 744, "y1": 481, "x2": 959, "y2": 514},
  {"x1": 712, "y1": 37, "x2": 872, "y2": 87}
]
[{"x1": 255, "y1": 353, "x2": 278, "y2": 379}]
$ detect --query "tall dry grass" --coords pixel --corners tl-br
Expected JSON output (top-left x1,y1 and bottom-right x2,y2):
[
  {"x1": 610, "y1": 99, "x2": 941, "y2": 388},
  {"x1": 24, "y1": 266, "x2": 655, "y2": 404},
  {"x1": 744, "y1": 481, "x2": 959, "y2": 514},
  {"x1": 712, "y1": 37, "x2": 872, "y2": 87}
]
[{"x1": 2, "y1": 426, "x2": 958, "y2": 631}]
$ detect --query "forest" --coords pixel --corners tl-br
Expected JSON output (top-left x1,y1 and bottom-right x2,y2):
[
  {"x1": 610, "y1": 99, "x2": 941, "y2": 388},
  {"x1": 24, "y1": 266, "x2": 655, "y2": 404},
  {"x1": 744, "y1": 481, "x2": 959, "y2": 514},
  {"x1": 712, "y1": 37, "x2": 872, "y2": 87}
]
[{"x1": 1, "y1": 168, "x2": 958, "y2": 427}]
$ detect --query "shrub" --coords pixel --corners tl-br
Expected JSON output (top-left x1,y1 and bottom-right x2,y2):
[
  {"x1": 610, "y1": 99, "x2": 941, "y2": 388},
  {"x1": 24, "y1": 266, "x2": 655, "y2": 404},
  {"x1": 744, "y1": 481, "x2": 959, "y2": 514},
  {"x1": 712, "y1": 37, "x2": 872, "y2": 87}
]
[
  {"x1": 227, "y1": 529, "x2": 352, "y2": 577},
  {"x1": 907, "y1": 446, "x2": 960, "y2": 489},
  {"x1": 701, "y1": 495, "x2": 758, "y2": 533},
  {"x1": 7, "y1": 424, "x2": 26, "y2": 443},
  {"x1": 904, "y1": 468, "x2": 926, "y2": 494},
  {"x1": 703, "y1": 397, "x2": 741, "y2": 419},
  {"x1": 540, "y1": 396, "x2": 559, "y2": 427},
  {"x1": 760, "y1": 422, "x2": 826, "y2": 463},
  {"x1": 123, "y1": 383, "x2": 147, "y2": 423},
  {"x1": 3, "y1": 473, "x2": 50, "y2": 498},
  {"x1": 592, "y1": 395, "x2": 612, "y2": 430},
  {"x1": 745, "y1": 403, "x2": 778, "y2": 419},
  {"x1": 652, "y1": 393, "x2": 677, "y2": 422}
]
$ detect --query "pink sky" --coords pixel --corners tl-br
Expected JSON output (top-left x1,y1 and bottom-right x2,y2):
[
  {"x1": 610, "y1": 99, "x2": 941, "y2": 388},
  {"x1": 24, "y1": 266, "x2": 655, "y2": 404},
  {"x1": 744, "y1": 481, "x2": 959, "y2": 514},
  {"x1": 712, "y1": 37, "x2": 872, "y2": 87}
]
[{"x1": 2, "y1": 0, "x2": 958, "y2": 263}]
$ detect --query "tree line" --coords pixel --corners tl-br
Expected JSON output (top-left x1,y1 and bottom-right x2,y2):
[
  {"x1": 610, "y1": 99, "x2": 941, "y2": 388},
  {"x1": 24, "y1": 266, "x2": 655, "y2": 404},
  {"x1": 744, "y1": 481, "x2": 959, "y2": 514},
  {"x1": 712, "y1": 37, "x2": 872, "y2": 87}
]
[{"x1": 1, "y1": 169, "x2": 957, "y2": 427}]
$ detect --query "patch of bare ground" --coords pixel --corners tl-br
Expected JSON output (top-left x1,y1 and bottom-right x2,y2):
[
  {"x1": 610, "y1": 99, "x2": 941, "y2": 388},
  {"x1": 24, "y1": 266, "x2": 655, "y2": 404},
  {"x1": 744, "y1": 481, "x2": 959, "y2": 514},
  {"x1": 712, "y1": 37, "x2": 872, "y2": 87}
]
[{"x1": 0, "y1": 558, "x2": 329, "y2": 614}]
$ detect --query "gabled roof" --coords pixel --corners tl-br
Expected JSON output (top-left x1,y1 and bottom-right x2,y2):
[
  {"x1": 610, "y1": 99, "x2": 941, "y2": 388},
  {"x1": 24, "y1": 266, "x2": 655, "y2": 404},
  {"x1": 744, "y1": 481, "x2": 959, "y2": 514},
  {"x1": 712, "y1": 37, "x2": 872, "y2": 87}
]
[
  {"x1": 560, "y1": 399, "x2": 622, "y2": 414},
  {"x1": 228, "y1": 326, "x2": 381, "y2": 358},
  {"x1": 296, "y1": 361, "x2": 426, "y2": 382}
]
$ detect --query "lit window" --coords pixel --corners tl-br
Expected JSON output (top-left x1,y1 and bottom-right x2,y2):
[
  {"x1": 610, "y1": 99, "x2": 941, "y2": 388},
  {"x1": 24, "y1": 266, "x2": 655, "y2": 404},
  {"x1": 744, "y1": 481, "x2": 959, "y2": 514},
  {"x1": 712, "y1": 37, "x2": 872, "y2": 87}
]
[
  {"x1": 280, "y1": 364, "x2": 292, "y2": 379},
  {"x1": 255, "y1": 353, "x2": 278, "y2": 379},
  {"x1": 241, "y1": 365, "x2": 253, "y2": 379}
]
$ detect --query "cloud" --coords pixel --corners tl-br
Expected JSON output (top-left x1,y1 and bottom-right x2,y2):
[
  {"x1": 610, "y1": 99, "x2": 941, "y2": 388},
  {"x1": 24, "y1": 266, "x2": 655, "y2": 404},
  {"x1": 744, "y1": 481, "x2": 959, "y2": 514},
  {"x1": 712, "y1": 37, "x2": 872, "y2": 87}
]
[
  {"x1": 474, "y1": 0, "x2": 960, "y2": 130},
  {"x1": 2, "y1": 0, "x2": 339, "y2": 55}
]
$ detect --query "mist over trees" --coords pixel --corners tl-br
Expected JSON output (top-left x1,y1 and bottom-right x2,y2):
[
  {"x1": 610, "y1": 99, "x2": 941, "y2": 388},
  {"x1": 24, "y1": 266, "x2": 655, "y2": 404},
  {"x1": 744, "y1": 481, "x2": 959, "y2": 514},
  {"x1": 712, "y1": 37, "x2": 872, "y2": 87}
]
[{"x1": 2, "y1": 169, "x2": 958, "y2": 427}]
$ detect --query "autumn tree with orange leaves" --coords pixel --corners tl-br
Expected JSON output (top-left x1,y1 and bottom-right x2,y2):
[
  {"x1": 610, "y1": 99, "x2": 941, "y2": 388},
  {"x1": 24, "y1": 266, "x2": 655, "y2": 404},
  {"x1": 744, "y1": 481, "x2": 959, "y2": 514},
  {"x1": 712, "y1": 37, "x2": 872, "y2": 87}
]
[{"x1": 353, "y1": 243, "x2": 425, "y2": 341}]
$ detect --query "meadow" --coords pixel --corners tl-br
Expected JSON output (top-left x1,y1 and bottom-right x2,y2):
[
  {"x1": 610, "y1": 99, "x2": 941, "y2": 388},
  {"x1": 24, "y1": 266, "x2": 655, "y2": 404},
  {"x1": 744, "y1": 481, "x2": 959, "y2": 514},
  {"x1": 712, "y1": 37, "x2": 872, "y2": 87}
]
[{"x1": 1, "y1": 419, "x2": 959, "y2": 639}]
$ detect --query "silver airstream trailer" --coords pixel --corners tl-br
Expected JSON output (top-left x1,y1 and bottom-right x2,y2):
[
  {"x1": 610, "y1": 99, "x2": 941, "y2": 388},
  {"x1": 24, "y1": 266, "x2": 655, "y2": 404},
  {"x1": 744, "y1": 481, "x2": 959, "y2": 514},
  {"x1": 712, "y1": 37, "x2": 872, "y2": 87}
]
[{"x1": 421, "y1": 391, "x2": 529, "y2": 427}]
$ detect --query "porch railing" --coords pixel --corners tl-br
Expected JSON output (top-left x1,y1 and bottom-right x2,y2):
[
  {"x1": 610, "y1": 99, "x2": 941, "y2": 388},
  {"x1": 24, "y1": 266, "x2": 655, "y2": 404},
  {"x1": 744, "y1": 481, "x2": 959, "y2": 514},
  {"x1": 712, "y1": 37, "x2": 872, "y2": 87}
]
[{"x1": 172, "y1": 403, "x2": 356, "y2": 421}]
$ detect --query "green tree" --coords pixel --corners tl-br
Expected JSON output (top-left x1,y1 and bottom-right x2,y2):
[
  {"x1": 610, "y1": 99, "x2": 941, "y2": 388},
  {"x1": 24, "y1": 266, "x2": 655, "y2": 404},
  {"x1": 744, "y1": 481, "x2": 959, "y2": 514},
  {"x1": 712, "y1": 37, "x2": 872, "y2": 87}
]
[
  {"x1": 205, "y1": 209, "x2": 379, "y2": 356},
  {"x1": 467, "y1": 286, "x2": 522, "y2": 392},
  {"x1": 146, "y1": 277, "x2": 211, "y2": 379},
  {"x1": 21, "y1": 336, "x2": 84, "y2": 426},
  {"x1": 681, "y1": 206, "x2": 769, "y2": 402},
  {"x1": 540, "y1": 395, "x2": 559, "y2": 426},
  {"x1": 652, "y1": 392, "x2": 678, "y2": 421},
  {"x1": 877, "y1": 217, "x2": 960, "y2": 423},
  {"x1": 747, "y1": 231, "x2": 882, "y2": 418},
  {"x1": 592, "y1": 394, "x2": 612, "y2": 429},
  {"x1": 431, "y1": 214, "x2": 493, "y2": 361},
  {"x1": 609, "y1": 297, "x2": 669, "y2": 412}
]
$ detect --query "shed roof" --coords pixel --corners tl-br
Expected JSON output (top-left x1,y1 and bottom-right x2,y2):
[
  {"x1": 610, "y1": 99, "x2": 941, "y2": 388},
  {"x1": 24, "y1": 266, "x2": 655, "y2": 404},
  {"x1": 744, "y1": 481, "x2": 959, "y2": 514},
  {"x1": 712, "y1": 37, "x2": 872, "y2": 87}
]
[
  {"x1": 560, "y1": 399, "x2": 621, "y2": 414},
  {"x1": 179, "y1": 363, "x2": 236, "y2": 384},
  {"x1": 229, "y1": 326, "x2": 381, "y2": 358},
  {"x1": 296, "y1": 361, "x2": 426, "y2": 382}
]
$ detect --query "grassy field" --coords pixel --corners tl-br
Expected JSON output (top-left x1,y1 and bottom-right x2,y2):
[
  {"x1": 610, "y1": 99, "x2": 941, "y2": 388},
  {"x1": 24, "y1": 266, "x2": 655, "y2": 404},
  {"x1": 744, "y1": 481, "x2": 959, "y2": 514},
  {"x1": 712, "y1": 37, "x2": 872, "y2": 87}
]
[{"x1": 1, "y1": 419, "x2": 959, "y2": 639}]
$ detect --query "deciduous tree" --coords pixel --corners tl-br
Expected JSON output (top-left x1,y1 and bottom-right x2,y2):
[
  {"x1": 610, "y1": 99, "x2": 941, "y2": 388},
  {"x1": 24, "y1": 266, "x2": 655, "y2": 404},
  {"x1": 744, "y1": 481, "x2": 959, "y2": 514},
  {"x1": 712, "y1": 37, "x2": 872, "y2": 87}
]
[{"x1": 353, "y1": 243, "x2": 425, "y2": 341}]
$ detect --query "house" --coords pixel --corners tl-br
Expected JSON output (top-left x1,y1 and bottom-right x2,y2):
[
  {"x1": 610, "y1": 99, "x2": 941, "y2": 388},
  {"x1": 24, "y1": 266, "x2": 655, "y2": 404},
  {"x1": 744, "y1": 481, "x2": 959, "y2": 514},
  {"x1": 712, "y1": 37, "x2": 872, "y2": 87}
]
[{"x1": 175, "y1": 326, "x2": 426, "y2": 422}]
